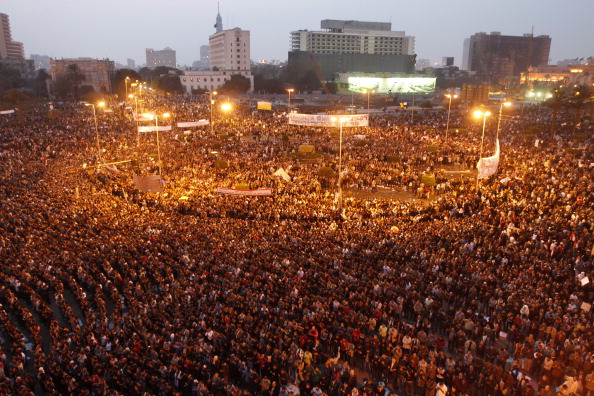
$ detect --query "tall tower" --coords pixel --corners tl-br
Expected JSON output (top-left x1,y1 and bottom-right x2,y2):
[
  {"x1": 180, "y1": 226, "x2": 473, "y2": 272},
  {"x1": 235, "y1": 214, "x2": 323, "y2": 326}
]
[{"x1": 215, "y1": 2, "x2": 223, "y2": 32}]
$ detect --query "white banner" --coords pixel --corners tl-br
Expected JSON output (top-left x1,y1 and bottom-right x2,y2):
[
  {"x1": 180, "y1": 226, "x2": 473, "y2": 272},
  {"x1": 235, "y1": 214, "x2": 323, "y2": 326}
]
[
  {"x1": 217, "y1": 187, "x2": 272, "y2": 196},
  {"x1": 0, "y1": 109, "x2": 15, "y2": 114},
  {"x1": 477, "y1": 139, "x2": 501, "y2": 179},
  {"x1": 176, "y1": 120, "x2": 209, "y2": 128},
  {"x1": 133, "y1": 112, "x2": 154, "y2": 122},
  {"x1": 138, "y1": 125, "x2": 172, "y2": 133},
  {"x1": 288, "y1": 113, "x2": 368, "y2": 127}
]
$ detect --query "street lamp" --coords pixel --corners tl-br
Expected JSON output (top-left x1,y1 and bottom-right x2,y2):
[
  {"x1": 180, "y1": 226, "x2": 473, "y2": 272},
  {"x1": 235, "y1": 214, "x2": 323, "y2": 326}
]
[
  {"x1": 331, "y1": 116, "x2": 351, "y2": 211},
  {"x1": 208, "y1": 91, "x2": 217, "y2": 134},
  {"x1": 141, "y1": 112, "x2": 170, "y2": 176},
  {"x1": 474, "y1": 109, "x2": 491, "y2": 190},
  {"x1": 445, "y1": 94, "x2": 458, "y2": 140},
  {"x1": 496, "y1": 101, "x2": 511, "y2": 140},
  {"x1": 286, "y1": 88, "x2": 294, "y2": 113},
  {"x1": 364, "y1": 89, "x2": 374, "y2": 124},
  {"x1": 85, "y1": 101, "x2": 105, "y2": 165}
]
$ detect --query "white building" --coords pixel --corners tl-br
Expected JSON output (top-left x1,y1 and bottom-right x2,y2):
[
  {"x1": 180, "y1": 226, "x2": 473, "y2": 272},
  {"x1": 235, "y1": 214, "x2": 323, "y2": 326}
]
[
  {"x1": 180, "y1": 70, "x2": 253, "y2": 93},
  {"x1": 180, "y1": 27, "x2": 253, "y2": 94},
  {"x1": 146, "y1": 47, "x2": 176, "y2": 69},
  {"x1": 0, "y1": 13, "x2": 25, "y2": 60},
  {"x1": 209, "y1": 28, "x2": 251, "y2": 72},
  {"x1": 290, "y1": 20, "x2": 415, "y2": 56}
]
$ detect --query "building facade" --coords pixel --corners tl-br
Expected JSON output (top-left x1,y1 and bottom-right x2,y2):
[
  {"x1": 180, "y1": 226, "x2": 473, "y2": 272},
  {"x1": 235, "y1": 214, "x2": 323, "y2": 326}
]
[
  {"x1": 146, "y1": 47, "x2": 177, "y2": 69},
  {"x1": 209, "y1": 28, "x2": 250, "y2": 72},
  {"x1": 50, "y1": 58, "x2": 115, "y2": 93},
  {"x1": 521, "y1": 65, "x2": 594, "y2": 87},
  {"x1": 179, "y1": 70, "x2": 254, "y2": 93},
  {"x1": 467, "y1": 32, "x2": 551, "y2": 85},
  {"x1": 288, "y1": 20, "x2": 416, "y2": 86},
  {"x1": 0, "y1": 13, "x2": 25, "y2": 60},
  {"x1": 291, "y1": 20, "x2": 414, "y2": 56}
]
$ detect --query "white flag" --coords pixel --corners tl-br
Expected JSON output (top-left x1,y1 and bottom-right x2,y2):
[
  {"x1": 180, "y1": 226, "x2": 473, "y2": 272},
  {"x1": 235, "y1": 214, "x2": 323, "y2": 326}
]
[{"x1": 477, "y1": 139, "x2": 501, "y2": 180}]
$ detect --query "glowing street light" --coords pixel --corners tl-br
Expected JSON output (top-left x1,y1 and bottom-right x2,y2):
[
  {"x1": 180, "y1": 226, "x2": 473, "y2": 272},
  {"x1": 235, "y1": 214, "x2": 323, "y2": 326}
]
[
  {"x1": 286, "y1": 88, "x2": 294, "y2": 113},
  {"x1": 474, "y1": 109, "x2": 491, "y2": 190},
  {"x1": 124, "y1": 76, "x2": 130, "y2": 100},
  {"x1": 85, "y1": 101, "x2": 105, "y2": 165},
  {"x1": 445, "y1": 94, "x2": 458, "y2": 140},
  {"x1": 496, "y1": 101, "x2": 511, "y2": 140},
  {"x1": 331, "y1": 116, "x2": 351, "y2": 211},
  {"x1": 220, "y1": 102, "x2": 232, "y2": 113}
]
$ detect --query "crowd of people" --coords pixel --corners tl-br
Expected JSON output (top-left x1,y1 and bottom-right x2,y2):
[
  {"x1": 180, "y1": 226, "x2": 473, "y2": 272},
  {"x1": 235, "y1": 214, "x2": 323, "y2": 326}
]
[{"x1": 0, "y1": 93, "x2": 592, "y2": 396}]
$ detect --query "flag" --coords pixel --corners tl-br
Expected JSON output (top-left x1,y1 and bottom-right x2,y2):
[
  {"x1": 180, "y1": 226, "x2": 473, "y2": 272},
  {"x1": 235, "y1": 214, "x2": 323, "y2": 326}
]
[{"x1": 477, "y1": 139, "x2": 501, "y2": 179}]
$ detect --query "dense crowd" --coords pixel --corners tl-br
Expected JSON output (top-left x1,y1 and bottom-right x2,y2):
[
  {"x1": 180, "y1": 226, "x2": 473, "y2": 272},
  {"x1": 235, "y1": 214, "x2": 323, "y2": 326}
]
[{"x1": 0, "y1": 94, "x2": 593, "y2": 396}]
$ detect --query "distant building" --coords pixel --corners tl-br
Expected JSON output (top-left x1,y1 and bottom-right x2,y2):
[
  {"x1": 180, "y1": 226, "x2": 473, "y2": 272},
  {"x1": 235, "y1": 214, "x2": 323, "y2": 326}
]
[
  {"x1": 50, "y1": 58, "x2": 115, "y2": 93},
  {"x1": 180, "y1": 70, "x2": 254, "y2": 93},
  {"x1": 215, "y1": 4, "x2": 223, "y2": 33},
  {"x1": 0, "y1": 13, "x2": 25, "y2": 60},
  {"x1": 180, "y1": 27, "x2": 253, "y2": 94},
  {"x1": 521, "y1": 64, "x2": 594, "y2": 87},
  {"x1": 146, "y1": 47, "x2": 177, "y2": 69},
  {"x1": 461, "y1": 38, "x2": 470, "y2": 70},
  {"x1": 442, "y1": 57, "x2": 454, "y2": 67},
  {"x1": 468, "y1": 31, "x2": 551, "y2": 85},
  {"x1": 461, "y1": 83, "x2": 490, "y2": 105},
  {"x1": 127, "y1": 58, "x2": 136, "y2": 69},
  {"x1": 192, "y1": 45, "x2": 211, "y2": 70},
  {"x1": 209, "y1": 28, "x2": 250, "y2": 72},
  {"x1": 288, "y1": 20, "x2": 416, "y2": 84},
  {"x1": 416, "y1": 58, "x2": 431, "y2": 71},
  {"x1": 31, "y1": 54, "x2": 51, "y2": 70}
]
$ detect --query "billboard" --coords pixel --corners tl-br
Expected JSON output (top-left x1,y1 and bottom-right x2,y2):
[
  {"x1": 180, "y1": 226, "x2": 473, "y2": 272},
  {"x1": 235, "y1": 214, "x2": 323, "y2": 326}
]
[
  {"x1": 288, "y1": 114, "x2": 369, "y2": 127},
  {"x1": 348, "y1": 77, "x2": 436, "y2": 94}
]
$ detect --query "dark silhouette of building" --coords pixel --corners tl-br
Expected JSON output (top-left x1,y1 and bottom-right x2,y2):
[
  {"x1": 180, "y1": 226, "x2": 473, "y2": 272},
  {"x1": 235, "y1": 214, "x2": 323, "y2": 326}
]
[{"x1": 468, "y1": 31, "x2": 551, "y2": 85}]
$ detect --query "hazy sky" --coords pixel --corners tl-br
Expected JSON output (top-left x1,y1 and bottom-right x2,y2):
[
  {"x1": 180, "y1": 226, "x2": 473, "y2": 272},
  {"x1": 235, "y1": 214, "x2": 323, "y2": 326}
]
[{"x1": 2, "y1": 0, "x2": 593, "y2": 68}]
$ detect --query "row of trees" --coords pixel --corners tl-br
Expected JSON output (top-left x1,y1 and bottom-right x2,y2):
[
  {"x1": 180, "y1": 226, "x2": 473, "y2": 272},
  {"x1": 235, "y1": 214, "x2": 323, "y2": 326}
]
[{"x1": 546, "y1": 84, "x2": 593, "y2": 130}]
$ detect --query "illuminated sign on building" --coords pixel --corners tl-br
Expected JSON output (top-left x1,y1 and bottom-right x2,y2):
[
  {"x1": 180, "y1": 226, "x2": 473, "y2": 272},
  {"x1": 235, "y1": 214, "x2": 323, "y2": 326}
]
[{"x1": 347, "y1": 77, "x2": 436, "y2": 94}]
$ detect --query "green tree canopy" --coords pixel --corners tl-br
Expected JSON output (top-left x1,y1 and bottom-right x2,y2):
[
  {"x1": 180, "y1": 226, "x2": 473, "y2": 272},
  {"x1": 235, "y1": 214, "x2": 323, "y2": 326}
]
[{"x1": 218, "y1": 74, "x2": 251, "y2": 95}]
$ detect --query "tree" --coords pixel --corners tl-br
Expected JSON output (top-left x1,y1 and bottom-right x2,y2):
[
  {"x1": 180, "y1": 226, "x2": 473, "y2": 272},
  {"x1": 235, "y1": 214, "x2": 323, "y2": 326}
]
[
  {"x1": 218, "y1": 74, "x2": 251, "y2": 95},
  {"x1": 0, "y1": 63, "x2": 23, "y2": 95},
  {"x1": 154, "y1": 74, "x2": 184, "y2": 94},
  {"x1": 112, "y1": 68, "x2": 141, "y2": 98},
  {"x1": 34, "y1": 69, "x2": 51, "y2": 98},
  {"x1": 3, "y1": 89, "x2": 28, "y2": 127},
  {"x1": 567, "y1": 84, "x2": 591, "y2": 125},
  {"x1": 546, "y1": 87, "x2": 567, "y2": 132}
]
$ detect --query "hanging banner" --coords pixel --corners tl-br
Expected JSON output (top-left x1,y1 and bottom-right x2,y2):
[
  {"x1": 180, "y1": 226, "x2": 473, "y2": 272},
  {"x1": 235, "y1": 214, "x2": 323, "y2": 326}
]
[
  {"x1": 257, "y1": 101, "x2": 272, "y2": 111},
  {"x1": 138, "y1": 125, "x2": 172, "y2": 133},
  {"x1": 288, "y1": 113, "x2": 368, "y2": 127},
  {"x1": 477, "y1": 139, "x2": 501, "y2": 179},
  {"x1": 0, "y1": 109, "x2": 15, "y2": 114},
  {"x1": 133, "y1": 112, "x2": 154, "y2": 122},
  {"x1": 176, "y1": 120, "x2": 209, "y2": 128},
  {"x1": 217, "y1": 187, "x2": 272, "y2": 196}
]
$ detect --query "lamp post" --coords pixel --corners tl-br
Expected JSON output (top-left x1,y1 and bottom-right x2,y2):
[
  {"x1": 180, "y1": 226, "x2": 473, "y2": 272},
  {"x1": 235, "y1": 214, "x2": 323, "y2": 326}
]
[
  {"x1": 208, "y1": 91, "x2": 217, "y2": 134},
  {"x1": 496, "y1": 101, "x2": 511, "y2": 140},
  {"x1": 286, "y1": 88, "x2": 294, "y2": 113},
  {"x1": 365, "y1": 89, "x2": 374, "y2": 125},
  {"x1": 85, "y1": 101, "x2": 105, "y2": 165},
  {"x1": 142, "y1": 112, "x2": 170, "y2": 176},
  {"x1": 474, "y1": 110, "x2": 491, "y2": 190},
  {"x1": 445, "y1": 94, "x2": 458, "y2": 140},
  {"x1": 331, "y1": 116, "x2": 351, "y2": 211}
]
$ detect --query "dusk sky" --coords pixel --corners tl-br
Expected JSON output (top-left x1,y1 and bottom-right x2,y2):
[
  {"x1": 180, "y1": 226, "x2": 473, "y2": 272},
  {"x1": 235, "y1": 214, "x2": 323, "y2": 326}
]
[{"x1": 2, "y1": 0, "x2": 593, "y2": 68}]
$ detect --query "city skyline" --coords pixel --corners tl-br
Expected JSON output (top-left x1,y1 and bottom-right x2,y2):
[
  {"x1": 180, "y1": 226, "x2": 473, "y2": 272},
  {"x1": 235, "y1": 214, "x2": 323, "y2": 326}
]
[{"x1": 2, "y1": 0, "x2": 593, "y2": 68}]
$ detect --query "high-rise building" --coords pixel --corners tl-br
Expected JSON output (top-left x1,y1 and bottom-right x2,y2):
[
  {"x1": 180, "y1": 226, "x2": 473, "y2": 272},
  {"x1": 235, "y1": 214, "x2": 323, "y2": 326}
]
[
  {"x1": 0, "y1": 13, "x2": 25, "y2": 60},
  {"x1": 31, "y1": 54, "x2": 51, "y2": 70},
  {"x1": 214, "y1": 3, "x2": 223, "y2": 33},
  {"x1": 288, "y1": 20, "x2": 417, "y2": 83},
  {"x1": 467, "y1": 31, "x2": 551, "y2": 84},
  {"x1": 127, "y1": 58, "x2": 136, "y2": 69},
  {"x1": 209, "y1": 28, "x2": 250, "y2": 72},
  {"x1": 50, "y1": 58, "x2": 115, "y2": 93},
  {"x1": 146, "y1": 47, "x2": 177, "y2": 69},
  {"x1": 461, "y1": 38, "x2": 470, "y2": 70},
  {"x1": 442, "y1": 57, "x2": 454, "y2": 67},
  {"x1": 291, "y1": 20, "x2": 414, "y2": 56}
]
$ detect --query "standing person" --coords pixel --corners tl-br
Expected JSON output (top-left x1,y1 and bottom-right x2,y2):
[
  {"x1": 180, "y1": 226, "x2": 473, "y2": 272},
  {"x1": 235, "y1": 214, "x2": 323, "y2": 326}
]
[{"x1": 435, "y1": 381, "x2": 448, "y2": 396}]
